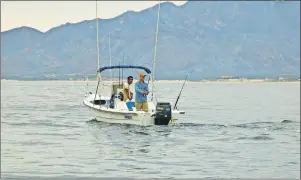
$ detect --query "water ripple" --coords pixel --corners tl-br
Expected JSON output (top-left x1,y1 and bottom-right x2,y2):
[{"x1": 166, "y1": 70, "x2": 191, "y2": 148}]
[{"x1": 1, "y1": 81, "x2": 300, "y2": 178}]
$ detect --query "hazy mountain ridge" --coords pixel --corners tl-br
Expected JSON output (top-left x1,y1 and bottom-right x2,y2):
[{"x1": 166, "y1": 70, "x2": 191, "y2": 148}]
[{"x1": 1, "y1": 1, "x2": 300, "y2": 80}]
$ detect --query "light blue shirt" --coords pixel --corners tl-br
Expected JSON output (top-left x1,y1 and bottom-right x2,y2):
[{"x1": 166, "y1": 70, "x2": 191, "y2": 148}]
[{"x1": 135, "y1": 81, "x2": 149, "y2": 103}]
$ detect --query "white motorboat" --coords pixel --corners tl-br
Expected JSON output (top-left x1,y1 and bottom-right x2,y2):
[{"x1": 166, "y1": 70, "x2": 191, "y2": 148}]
[
  {"x1": 83, "y1": 66, "x2": 185, "y2": 126},
  {"x1": 83, "y1": 1, "x2": 186, "y2": 126}
]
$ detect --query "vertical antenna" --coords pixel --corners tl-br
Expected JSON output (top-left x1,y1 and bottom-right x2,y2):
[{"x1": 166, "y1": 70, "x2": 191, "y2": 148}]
[
  {"x1": 118, "y1": 62, "x2": 121, "y2": 88},
  {"x1": 85, "y1": 75, "x2": 89, "y2": 96},
  {"x1": 96, "y1": 0, "x2": 101, "y2": 81},
  {"x1": 122, "y1": 53, "x2": 124, "y2": 84},
  {"x1": 109, "y1": 33, "x2": 112, "y2": 81},
  {"x1": 151, "y1": 1, "x2": 161, "y2": 101}
]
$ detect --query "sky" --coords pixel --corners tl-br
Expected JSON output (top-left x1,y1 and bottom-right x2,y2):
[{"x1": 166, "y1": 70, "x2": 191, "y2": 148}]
[{"x1": 1, "y1": 1, "x2": 187, "y2": 32}]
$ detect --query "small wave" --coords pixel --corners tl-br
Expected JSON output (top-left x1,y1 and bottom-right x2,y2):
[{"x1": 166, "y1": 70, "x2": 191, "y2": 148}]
[
  {"x1": 40, "y1": 164, "x2": 85, "y2": 168},
  {"x1": 175, "y1": 123, "x2": 228, "y2": 128},
  {"x1": 236, "y1": 135, "x2": 274, "y2": 141},
  {"x1": 20, "y1": 141, "x2": 61, "y2": 146},
  {"x1": 129, "y1": 130, "x2": 149, "y2": 135},
  {"x1": 177, "y1": 120, "x2": 297, "y2": 130},
  {"x1": 24, "y1": 132, "x2": 80, "y2": 137},
  {"x1": 2, "y1": 122, "x2": 80, "y2": 128},
  {"x1": 86, "y1": 119, "x2": 298, "y2": 133},
  {"x1": 87, "y1": 119, "x2": 148, "y2": 129},
  {"x1": 281, "y1": 119, "x2": 293, "y2": 123},
  {"x1": 86, "y1": 118, "x2": 100, "y2": 124}
]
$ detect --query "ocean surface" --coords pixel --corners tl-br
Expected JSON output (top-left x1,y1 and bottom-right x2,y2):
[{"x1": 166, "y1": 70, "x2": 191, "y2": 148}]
[{"x1": 1, "y1": 80, "x2": 300, "y2": 179}]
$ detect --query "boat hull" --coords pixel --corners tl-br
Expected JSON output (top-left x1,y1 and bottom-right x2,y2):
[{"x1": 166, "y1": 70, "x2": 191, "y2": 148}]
[
  {"x1": 90, "y1": 107, "x2": 155, "y2": 126},
  {"x1": 83, "y1": 94, "x2": 184, "y2": 126},
  {"x1": 84, "y1": 100, "x2": 155, "y2": 126}
]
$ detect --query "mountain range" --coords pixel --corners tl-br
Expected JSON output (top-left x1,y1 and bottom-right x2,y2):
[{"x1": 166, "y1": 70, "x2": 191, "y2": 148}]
[{"x1": 1, "y1": 1, "x2": 300, "y2": 80}]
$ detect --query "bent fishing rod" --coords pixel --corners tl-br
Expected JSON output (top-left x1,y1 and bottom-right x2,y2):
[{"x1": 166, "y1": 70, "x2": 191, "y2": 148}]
[{"x1": 173, "y1": 75, "x2": 188, "y2": 110}]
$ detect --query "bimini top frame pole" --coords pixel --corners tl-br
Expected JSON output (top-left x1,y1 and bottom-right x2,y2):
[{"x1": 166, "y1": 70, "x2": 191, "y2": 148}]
[{"x1": 98, "y1": 65, "x2": 151, "y2": 74}]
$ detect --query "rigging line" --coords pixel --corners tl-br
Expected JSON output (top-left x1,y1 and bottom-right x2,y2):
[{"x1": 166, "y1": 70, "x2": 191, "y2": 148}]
[
  {"x1": 94, "y1": 80, "x2": 100, "y2": 102},
  {"x1": 94, "y1": 0, "x2": 102, "y2": 99},
  {"x1": 151, "y1": 1, "x2": 161, "y2": 101}
]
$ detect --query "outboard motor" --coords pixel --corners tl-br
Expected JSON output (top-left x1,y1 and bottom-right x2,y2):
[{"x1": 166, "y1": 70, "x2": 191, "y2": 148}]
[{"x1": 155, "y1": 102, "x2": 172, "y2": 125}]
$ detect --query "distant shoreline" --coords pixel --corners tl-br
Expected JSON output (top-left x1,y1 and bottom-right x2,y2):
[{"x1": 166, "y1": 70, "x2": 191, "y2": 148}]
[{"x1": 1, "y1": 78, "x2": 300, "y2": 83}]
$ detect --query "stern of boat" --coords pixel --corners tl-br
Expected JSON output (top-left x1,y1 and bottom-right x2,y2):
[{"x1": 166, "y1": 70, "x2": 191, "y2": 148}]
[{"x1": 171, "y1": 109, "x2": 185, "y2": 121}]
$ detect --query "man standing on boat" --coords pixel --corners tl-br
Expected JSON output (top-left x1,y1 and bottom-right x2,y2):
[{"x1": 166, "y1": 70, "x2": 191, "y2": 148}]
[
  {"x1": 123, "y1": 76, "x2": 133, "y2": 101},
  {"x1": 135, "y1": 73, "x2": 149, "y2": 112}
]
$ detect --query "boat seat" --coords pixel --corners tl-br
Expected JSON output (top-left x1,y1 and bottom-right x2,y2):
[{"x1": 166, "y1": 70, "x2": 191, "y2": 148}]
[
  {"x1": 148, "y1": 102, "x2": 156, "y2": 113},
  {"x1": 93, "y1": 99, "x2": 106, "y2": 105},
  {"x1": 116, "y1": 101, "x2": 155, "y2": 112},
  {"x1": 116, "y1": 101, "x2": 128, "y2": 111},
  {"x1": 112, "y1": 84, "x2": 123, "y2": 97},
  {"x1": 126, "y1": 101, "x2": 135, "y2": 111}
]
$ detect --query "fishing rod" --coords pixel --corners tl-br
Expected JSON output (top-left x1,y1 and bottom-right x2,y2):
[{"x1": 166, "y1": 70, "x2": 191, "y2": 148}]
[
  {"x1": 122, "y1": 53, "x2": 124, "y2": 85},
  {"x1": 94, "y1": 78, "x2": 100, "y2": 102},
  {"x1": 85, "y1": 75, "x2": 89, "y2": 96},
  {"x1": 118, "y1": 62, "x2": 121, "y2": 88},
  {"x1": 173, "y1": 75, "x2": 188, "y2": 110}
]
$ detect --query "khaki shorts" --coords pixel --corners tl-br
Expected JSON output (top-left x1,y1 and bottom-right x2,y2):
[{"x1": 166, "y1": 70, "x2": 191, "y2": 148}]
[{"x1": 135, "y1": 102, "x2": 148, "y2": 112}]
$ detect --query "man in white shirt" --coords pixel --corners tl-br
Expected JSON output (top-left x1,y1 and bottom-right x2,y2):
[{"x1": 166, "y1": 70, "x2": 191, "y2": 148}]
[{"x1": 123, "y1": 76, "x2": 133, "y2": 101}]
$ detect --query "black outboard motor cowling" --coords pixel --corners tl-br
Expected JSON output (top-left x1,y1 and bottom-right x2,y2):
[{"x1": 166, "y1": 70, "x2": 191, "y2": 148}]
[{"x1": 155, "y1": 102, "x2": 172, "y2": 125}]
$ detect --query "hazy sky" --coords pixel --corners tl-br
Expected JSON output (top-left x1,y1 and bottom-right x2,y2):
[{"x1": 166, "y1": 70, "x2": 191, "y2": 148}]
[{"x1": 1, "y1": 1, "x2": 187, "y2": 32}]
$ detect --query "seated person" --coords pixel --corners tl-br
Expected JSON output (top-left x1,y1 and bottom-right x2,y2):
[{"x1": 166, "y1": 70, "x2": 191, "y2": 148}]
[
  {"x1": 123, "y1": 76, "x2": 135, "y2": 111},
  {"x1": 123, "y1": 76, "x2": 134, "y2": 101}
]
